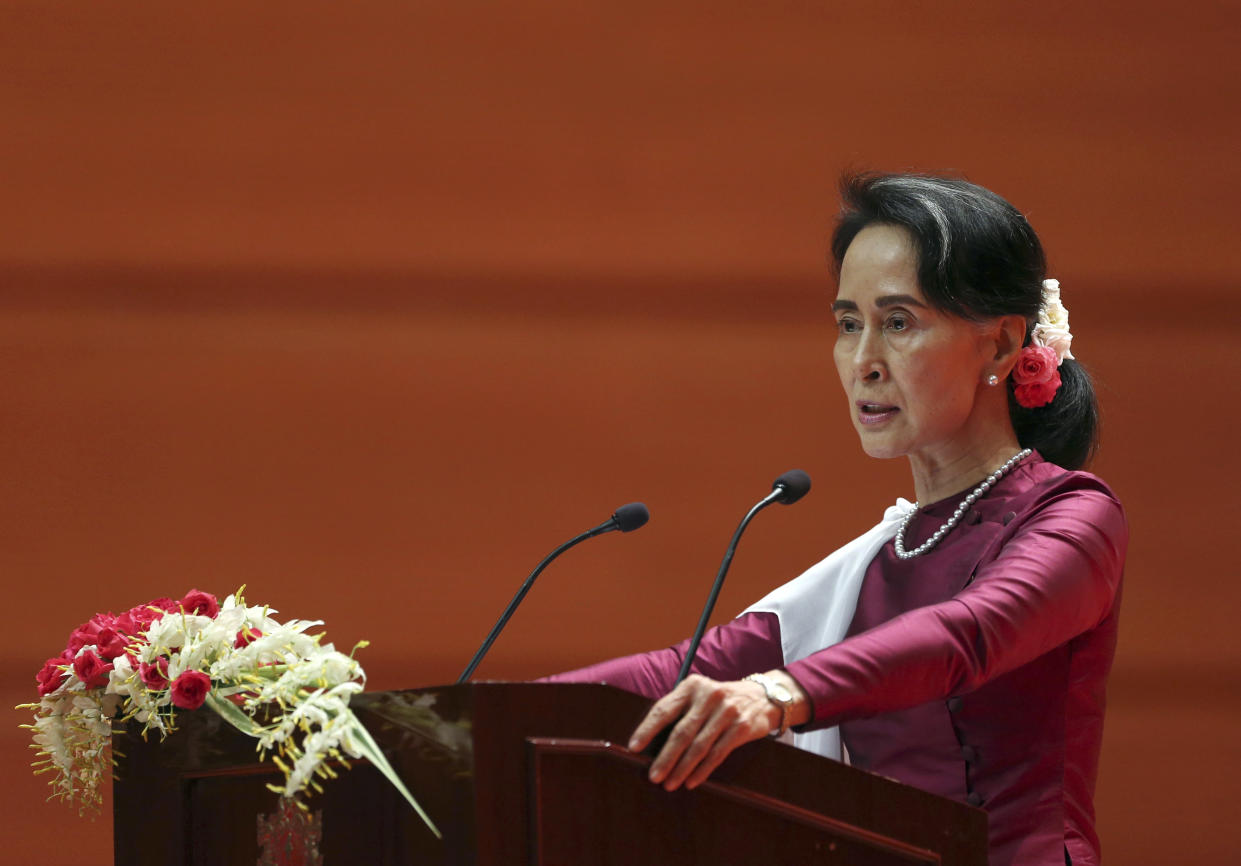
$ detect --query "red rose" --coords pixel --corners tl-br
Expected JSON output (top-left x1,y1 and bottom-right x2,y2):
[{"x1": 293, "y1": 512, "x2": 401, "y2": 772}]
[
  {"x1": 72, "y1": 649, "x2": 114, "y2": 689},
  {"x1": 1012, "y1": 345, "x2": 1058, "y2": 385},
  {"x1": 180, "y1": 589, "x2": 219, "y2": 618},
  {"x1": 119, "y1": 597, "x2": 176, "y2": 634},
  {"x1": 36, "y1": 658, "x2": 68, "y2": 696},
  {"x1": 234, "y1": 626, "x2": 263, "y2": 649},
  {"x1": 88, "y1": 611, "x2": 118, "y2": 631},
  {"x1": 95, "y1": 626, "x2": 129, "y2": 660},
  {"x1": 1012, "y1": 345, "x2": 1062, "y2": 409},
  {"x1": 170, "y1": 670, "x2": 212, "y2": 709},
  {"x1": 140, "y1": 657, "x2": 170, "y2": 690},
  {"x1": 66, "y1": 622, "x2": 101, "y2": 656},
  {"x1": 1015, "y1": 375, "x2": 1061, "y2": 409},
  {"x1": 114, "y1": 612, "x2": 139, "y2": 635}
]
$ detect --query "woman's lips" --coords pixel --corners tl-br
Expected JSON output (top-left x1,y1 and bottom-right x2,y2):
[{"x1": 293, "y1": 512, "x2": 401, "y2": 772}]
[{"x1": 856, "y1": 401, "x2": 899, "y2": 425}]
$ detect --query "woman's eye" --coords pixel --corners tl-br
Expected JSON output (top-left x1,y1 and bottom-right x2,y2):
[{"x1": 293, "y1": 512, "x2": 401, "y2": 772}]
[
  {"x1": 885, "y1": 315, "x2": 909, "y2": 332},
  {"x1": 837, "y1": 318, "x2": 861, "y2": 334}
]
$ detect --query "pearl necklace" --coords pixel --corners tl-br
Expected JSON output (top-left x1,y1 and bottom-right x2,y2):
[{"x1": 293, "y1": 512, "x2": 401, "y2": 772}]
[{"x1": 894, "y1": 449, "x2": 1033, "y2": 560}]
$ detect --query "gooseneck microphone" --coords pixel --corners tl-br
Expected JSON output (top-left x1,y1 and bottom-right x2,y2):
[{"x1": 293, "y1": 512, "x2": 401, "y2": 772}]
[
  {"x1": 458, "y1": 502, "x2": 650, "y2": 683},
  {"x1": 674, "y1": 470, "x2": 811, "y2": 684}
]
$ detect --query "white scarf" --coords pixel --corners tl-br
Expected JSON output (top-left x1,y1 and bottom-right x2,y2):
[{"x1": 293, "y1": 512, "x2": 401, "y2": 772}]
[{"x1": 741, "y1": 499, "x2": 915, "y2": 761}]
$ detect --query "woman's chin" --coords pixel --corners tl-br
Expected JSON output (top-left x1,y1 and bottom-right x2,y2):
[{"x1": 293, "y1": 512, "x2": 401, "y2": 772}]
[{"x1": 855, "y1": 434, "x2": 907, "y2": 461}]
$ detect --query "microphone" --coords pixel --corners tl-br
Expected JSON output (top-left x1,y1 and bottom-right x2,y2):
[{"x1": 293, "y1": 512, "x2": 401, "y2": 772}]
[
  {"x1": 610, "y1": 502, "x2": 651, "y2": 533},
  {"x1": 458, "y1": 502, "x2": 650, "y2": 683},
  {"x1": 674, "y1": 470, "x2": 811, "y2": 684},
  {"x1": 770, "y1": 469, "x2": 811, "y2": 505}
]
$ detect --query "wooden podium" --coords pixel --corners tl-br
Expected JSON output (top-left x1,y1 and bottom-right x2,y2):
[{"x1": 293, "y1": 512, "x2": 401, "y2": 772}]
[{"x1": 113, "y1": 683, "x2": 986, "y2": 865}]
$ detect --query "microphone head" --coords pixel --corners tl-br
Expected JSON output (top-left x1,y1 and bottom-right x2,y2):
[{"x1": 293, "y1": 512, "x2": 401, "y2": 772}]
[
  {"x1": 771, "y1": 469, "x2": 811, "y2": 505},
  {"x1": 611, "y1": 502, "x2": 650, "y2": 532}
]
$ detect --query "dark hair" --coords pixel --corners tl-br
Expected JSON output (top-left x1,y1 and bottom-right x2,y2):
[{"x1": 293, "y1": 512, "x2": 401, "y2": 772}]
[{"x1": 830, "y1": 172, "x2": 1099, "y2": 470}]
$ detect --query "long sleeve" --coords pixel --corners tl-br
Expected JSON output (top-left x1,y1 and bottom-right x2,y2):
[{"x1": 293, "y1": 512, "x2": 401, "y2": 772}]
[
  {"x1": 785, "y1": 480, "x2": 1128, "y2": 730},
  {"x1": 539, "y1": 610, "x2": 785, "y2": 700}
]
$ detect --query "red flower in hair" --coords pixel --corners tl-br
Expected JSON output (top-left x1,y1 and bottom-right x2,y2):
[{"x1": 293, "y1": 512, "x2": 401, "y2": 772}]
[{"x1": 1012, "y1": 345, "x2": 1061, "y2": 409}]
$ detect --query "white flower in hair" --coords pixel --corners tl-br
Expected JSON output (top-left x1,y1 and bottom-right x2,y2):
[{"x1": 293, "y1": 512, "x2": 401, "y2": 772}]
[
  {"x1": 1031, "y1": 278, "x2": 1074, "y2": 363},
  {"x1": 1040, "y1": 280, "x2": 1068, "y2": 326}
]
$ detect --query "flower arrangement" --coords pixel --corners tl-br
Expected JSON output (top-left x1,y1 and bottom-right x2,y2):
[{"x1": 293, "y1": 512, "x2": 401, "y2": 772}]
[
  {"x1": 1014, "y1": 278, "x2": 1075, "y2": 409},
  {"x1": 19, "y1": 587, "x2": 439, "y2": 838}
]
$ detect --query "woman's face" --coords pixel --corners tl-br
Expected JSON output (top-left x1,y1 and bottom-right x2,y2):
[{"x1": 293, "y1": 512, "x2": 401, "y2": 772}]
[{"x1": 832, "y1": 224, "x2": 996, "y2": 467}]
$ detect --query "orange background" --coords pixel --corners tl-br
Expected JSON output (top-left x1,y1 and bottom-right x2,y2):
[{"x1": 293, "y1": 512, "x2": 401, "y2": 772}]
[{"x1": 2, "y1": 2, "x2": 1239, "y2": 862}]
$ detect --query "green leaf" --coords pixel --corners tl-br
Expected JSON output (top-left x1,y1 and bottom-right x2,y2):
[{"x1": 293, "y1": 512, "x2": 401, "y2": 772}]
[
  {"x1": 347, "y1": 717, "x2": 441, "y2": 839},
  {"x1": 203, "y1": 692, "x2": 264, "y2": 737},
  {"x1": 203, "y1": 693, "x2": 439, "y2": 839}
]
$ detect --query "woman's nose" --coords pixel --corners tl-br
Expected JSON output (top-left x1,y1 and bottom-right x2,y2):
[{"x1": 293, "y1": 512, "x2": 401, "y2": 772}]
[{"x1": 853, "y1": 331, "x2": 887, "y2": 381}]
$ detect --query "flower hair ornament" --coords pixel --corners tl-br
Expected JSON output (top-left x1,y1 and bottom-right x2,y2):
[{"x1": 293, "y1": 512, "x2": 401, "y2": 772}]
[{"x1": 1010, "y1": 279, "x2": 1074, "y2": 409}]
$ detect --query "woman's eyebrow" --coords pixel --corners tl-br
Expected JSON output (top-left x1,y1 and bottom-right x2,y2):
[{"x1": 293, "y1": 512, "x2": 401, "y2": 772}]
[
  {"x1": 875, "y1": 294, "x2": 928, "y2": 309},
  {"x1": 831, "y1": 294, "x2": 928, "y2": 313}
]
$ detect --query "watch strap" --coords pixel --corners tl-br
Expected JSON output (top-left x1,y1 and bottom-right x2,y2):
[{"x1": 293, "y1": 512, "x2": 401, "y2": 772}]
[{"x1": 743, "y1": 672, "x2": 792, "y2": 738}]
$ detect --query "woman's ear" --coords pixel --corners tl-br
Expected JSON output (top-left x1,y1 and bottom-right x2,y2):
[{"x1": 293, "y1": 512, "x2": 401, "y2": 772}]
[{"x1": 989, "y1": 314, "x2": 1027, "y2": 378}]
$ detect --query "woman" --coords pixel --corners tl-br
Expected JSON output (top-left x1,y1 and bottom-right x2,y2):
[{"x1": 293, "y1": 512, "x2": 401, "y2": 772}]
[{"x1": 543, "y1": 173, "x2": 1127, "y2": 866}]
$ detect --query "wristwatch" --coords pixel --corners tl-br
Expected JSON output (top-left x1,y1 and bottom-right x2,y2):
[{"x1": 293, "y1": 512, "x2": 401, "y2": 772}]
[{"x1": 743, "y1": 672, "x2": 794, "y2": 738}]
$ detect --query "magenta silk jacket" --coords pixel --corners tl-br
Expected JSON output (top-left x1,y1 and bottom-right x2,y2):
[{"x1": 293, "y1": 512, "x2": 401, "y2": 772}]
[{"x1": 543, "y1": 455, "x2": 1128, "y2": 866}]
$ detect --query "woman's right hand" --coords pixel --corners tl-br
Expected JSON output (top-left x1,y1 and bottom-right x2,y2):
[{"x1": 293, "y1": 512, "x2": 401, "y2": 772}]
[{"x1": 627, "y1": 671, "x2": 809, "y2": 791}]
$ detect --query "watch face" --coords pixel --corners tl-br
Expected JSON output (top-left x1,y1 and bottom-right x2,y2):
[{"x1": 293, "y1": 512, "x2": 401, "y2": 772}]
[{"x1": 769, "y1": 682, "x2": 793, "y2": 704}]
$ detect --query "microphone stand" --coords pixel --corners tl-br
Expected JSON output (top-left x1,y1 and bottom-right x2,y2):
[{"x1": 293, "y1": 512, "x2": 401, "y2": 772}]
[
  {"x1": 458, "y1": 526, "x2": 603, "y2": 683},
  {"x1": 674, "y1": 489, "x2": 783, "y2": 685},
  {"x1": 458, "y1": 502, "x2": 649, "y2": 683},
  {"x1": 674, "y1": 470, "x2": 809, "y2": 685}
]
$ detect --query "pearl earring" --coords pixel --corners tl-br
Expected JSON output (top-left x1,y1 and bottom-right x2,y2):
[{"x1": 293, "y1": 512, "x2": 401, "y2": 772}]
[{"x1": 986, "y1": 374, "x2": 1000, "y2": 387}]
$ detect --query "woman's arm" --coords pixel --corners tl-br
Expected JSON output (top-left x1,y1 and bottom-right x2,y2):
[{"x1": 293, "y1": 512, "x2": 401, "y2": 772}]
[
  {"x1": 786, "y1": 485, "x2": 1127, "y2": 727},
  {"x1": 539, "y1": 609, "x2": 786, "y2": 700}
]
